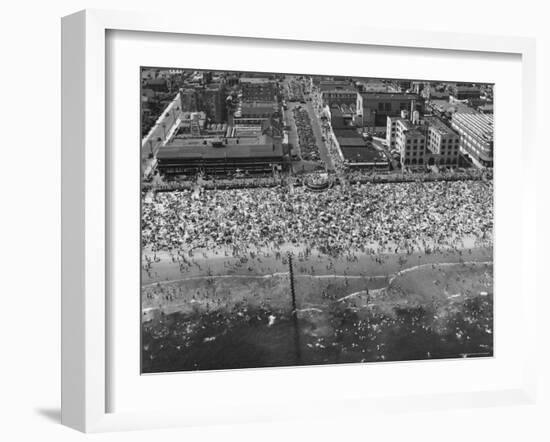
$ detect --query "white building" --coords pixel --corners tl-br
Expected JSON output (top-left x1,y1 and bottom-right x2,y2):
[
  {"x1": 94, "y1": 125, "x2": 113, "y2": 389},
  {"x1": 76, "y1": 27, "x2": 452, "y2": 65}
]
[
  {"x1": 424, "y1": 116, "x2": 461, "y2": 167},
  {"x1": 451, "y1": 112, "x2": 494, "y2": 168},
  {"x1": 387, "y1": 115, "x2": 461, "y2": 170}
]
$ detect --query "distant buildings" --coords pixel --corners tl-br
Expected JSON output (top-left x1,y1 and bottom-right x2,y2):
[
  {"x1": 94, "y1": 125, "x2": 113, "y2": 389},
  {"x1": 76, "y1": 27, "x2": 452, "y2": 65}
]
[
  {"x1": 426, "y1": 99, "x2": 477, "y2": 119},
  {"x1": 202, "y1": 83, "x2": 227, "y2": 123},
  {"x1": 356, "y1": 80, "x2": 398, "y2": 94},
  {"x1": 362, "y1": 92, "x2": 424, "y2": 127},
  {"x1": 451, "y1": 113, "x2": 494, "y2": 168},
  {"x1": 319, "y1": 80, "x2": 358, "y2": 107},
  {"x1": 144, "y1": 78, "x2": 169, "y2": 93},
  {"x1": 449, "y1": 84, "x2": 481, "y2": 101},
  {"x1": 180, "y1": 88, "x2": 199, "y2": 112},
  {"x1": 240, "y1": 78, "x2": 278, "y2": 102},
  {"x1": 178, "y1": 82, "x2": 227, "y2": 123},
  {"x1": 233, "y1": 101, "x2": 279, "y2": 126}
]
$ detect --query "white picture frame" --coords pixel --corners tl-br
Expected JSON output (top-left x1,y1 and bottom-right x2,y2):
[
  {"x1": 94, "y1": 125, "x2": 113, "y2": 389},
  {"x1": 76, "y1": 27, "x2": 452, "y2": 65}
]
[{"x1": 61, "y1": 9, "x2": 538, "y2": 433}]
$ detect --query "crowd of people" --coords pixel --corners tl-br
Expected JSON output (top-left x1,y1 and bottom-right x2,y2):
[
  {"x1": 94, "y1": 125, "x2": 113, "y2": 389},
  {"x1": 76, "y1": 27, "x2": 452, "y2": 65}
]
[
  {"x1": 293, "y1": 107, "x2": 321, "y2": 161},
  {"x1": 343, "y1": 167, "x2": 491, "y2": 185},
  {"x1": 142, "y1": 179, "x2": 493, "y2": 257},
  {"x1": 286, "y1": 79, "x2": 306, "y2": 102}
]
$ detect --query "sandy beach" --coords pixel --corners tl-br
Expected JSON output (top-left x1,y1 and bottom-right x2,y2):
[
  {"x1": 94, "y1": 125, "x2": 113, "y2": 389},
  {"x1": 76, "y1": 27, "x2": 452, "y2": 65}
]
[{"x1": 142, "y1": 241, "x2": 493, "y2": 316}]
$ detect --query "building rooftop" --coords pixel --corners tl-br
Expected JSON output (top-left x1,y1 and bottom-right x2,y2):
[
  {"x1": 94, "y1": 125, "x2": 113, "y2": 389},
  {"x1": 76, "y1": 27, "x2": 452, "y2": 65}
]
[
  {"x1": 319, "y1": 80, "x2": 354, "y2": 92},
  {"x1": 240, "y1": 101, "x2": 278, "y2": 115},
  {"x1": 158, "y1": 134, "x2": 283, "y2": 160},
  {"x1": 341, "y1": 146, "x2": 387, "y2": 164},
  {"x1": 424, "y1": 116, "x2": 458, "y2": 137},
  {"x1": 428, "y1": 99, "x2": 476, "y2": 114},
  {"x1": 362, "y1": 92, "x2": 420, "y2": 100},
  {"x1": 356, "y1": 80, "x2": 397, "y2": 93},
  {"x1": 452, "y1": 112, "x2": 494, "y2": 142},
  {"x1": 477, "y1": 103, "x2": 494, "y2": 113},
  {"x1": 333, "y1": 128, "x2": 361, "y2": 138},
  {"x1": 390, "y1": 117, "x2": 425, "y2": 137},
  {"x1": 239, "y1": 77, "x2": 275, "y2": 84},
  {"x1": 337, "y1": 138, "x2": 366, "y2": 147}
]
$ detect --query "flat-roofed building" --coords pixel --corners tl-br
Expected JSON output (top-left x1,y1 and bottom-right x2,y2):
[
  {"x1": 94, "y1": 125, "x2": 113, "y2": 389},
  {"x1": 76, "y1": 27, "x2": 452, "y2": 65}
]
[
  {"x1": 240, "y1": 78, "x2": 278, "y2": 102},
  {"x1": 356, "y1": 80, "x2": 396, "y2": 93},
  {"x1": 333, "y1": 128, "x2": 389, "y2": 171},
  {"x1": 321, "y1": 89, "x2": 358, "y2": 107},
  {"x1": 233, "y1": 101, "x2": 279, "y2": 126},
  {"x1": 451, "y1": 112, "x2": 494, "y2": 168},
  {"x1": 157, "y1": 133, "x2": 284, "y2": 175},
  {"x1": 427, "y1": 100, "x2": 477, "y2": 119},
  {"x1": 449, "y1": 84, "x2": 481, "y2": 101}
]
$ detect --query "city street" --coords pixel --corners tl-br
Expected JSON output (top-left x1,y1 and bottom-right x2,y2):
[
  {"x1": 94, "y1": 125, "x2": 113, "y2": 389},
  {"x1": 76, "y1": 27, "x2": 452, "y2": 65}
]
[
  {"x1": 141, "y1": 94, "x2": 181, "y2": 160},
  {"x1": 283, "y1": 102, "x2": 299, "y2": 156},
  {"x1": 283, "y1": 76, "x2": 334, "y2": 172},
  {"x1": 305, "y1": 98, "x2": 334, "y2": 171}
]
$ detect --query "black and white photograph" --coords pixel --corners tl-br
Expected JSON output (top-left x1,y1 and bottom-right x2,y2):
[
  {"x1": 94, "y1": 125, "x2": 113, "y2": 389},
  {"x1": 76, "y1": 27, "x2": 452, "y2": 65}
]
[{"x1": 140, "y1": 68, "x2": 494, "y2": 373}]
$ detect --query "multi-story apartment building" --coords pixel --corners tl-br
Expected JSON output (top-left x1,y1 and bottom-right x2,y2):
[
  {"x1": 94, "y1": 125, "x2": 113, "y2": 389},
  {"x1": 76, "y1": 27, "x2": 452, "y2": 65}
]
[
  {"x1": 387, "y1": 114, "x2": 461, "y2": 170},
  {"x1": 424, "y1": 116, "x2": 461, "y2": 167},
  {"x1": 451, "y1": 112, "x2": 494, "y2": 168},
  {"x1": 386, "y1": 116, "x2": 427, "y2": 170}
]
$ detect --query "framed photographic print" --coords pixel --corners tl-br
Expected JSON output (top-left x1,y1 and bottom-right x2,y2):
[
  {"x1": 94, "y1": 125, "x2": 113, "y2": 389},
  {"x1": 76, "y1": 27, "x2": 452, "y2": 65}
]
[{"x1": 61, "y1": 9, "x2": 538, "y2": 432}]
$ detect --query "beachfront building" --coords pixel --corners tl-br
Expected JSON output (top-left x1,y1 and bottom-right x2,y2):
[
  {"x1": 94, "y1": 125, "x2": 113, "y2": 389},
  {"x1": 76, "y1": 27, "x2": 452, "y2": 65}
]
[
  {"x1": 157, "y1": 133, "x2": 284, "y2": 176},
  {"x1": 424, "y1": 116, "x2": 461, "y2": 167},
  {"x1": 387, "y1": 114, "x2": 460, "y2": 170},
  {"x1": 451, "y1": 112, "x2": 494, "y2": 168},
  {"x1": 333, "y1": 128, "x2": 389, "y2": 172},
  {"x1": 386, "y1": 116, "x2": 426, "y2": 170}
]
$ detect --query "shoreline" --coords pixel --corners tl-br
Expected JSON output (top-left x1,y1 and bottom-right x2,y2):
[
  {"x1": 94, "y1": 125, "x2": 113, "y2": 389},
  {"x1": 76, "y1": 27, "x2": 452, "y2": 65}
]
[
  {"x1": 142, "y1": 238, "x2": 492, "y2": 283},
  {"x1": 142, "y1": 243, "x2": 493, "y2": 317}
]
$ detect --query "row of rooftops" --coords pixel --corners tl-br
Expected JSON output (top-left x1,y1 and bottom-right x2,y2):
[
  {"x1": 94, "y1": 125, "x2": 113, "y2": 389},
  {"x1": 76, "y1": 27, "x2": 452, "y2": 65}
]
[
  {"x1": 451, "y1": 112, "x2": 494, "y2": 142},
  {"x1": 330, "y1": 104, "x2": 357, "y2": 116},
  {"x1": 362, "y1": 92, "x2": 421, "y2": 100},
  {"x1": 389, "y1": 116, "x2": 458, "y2": 138},
  {"x1": 424, "y1": 116, "x2": 459, "y2": 138}
]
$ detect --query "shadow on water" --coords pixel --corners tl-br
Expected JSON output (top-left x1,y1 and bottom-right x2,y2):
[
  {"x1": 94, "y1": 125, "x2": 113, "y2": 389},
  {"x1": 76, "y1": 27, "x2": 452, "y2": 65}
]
[{"x1": 142, "y1": 292, "x2": 493, "y2": 373}]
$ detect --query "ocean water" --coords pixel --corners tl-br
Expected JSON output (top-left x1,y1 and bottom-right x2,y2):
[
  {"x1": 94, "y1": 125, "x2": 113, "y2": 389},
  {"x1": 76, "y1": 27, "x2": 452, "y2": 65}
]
[{"x1": 142, "y1": 291, "x2": 493, "y2": 373}]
